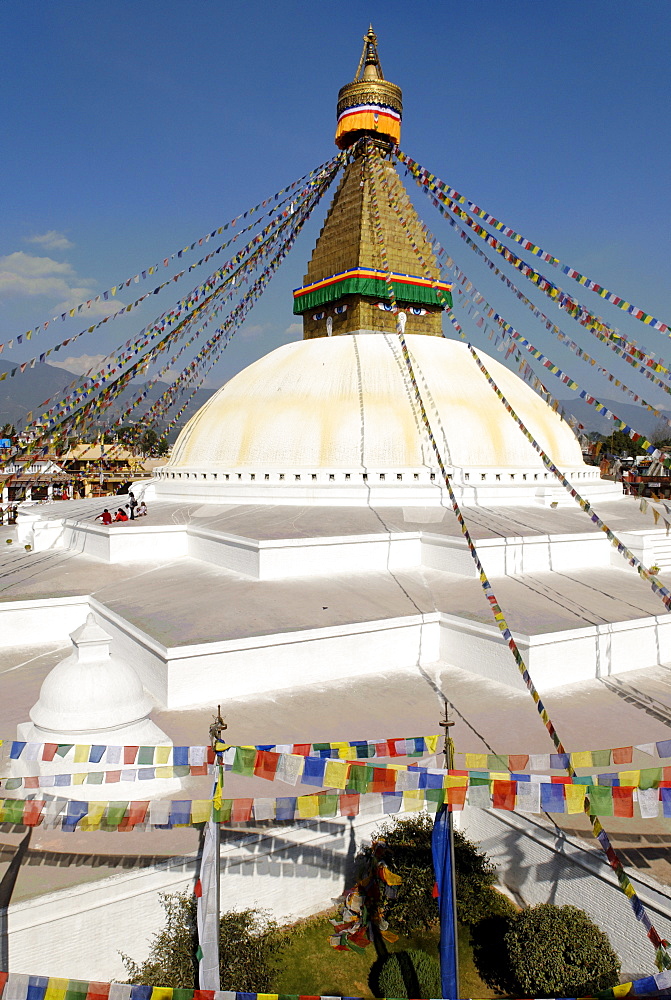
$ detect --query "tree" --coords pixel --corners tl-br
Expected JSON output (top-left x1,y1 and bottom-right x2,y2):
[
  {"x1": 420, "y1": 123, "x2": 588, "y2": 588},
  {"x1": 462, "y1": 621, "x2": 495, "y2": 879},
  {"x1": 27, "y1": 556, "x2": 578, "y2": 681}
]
[
  {"x1": 120, "y1": 892, "x2": 287, "y2": 989},
  {"x1": 594, "y1": 429, "x2": 647, "y2": 457},
  {"x1": 471, "y1": 903, "x2": 620, "y2": 997},
  {"x1": 356, "y1": 813, "x2": 513, "y2": 935}
]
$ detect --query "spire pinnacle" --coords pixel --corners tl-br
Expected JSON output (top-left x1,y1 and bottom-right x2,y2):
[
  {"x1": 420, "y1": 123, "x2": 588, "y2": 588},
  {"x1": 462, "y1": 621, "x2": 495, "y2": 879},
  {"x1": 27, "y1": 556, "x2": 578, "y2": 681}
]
[{"x1": 355, "y1": 25, "x2": 384, "y2": 82}]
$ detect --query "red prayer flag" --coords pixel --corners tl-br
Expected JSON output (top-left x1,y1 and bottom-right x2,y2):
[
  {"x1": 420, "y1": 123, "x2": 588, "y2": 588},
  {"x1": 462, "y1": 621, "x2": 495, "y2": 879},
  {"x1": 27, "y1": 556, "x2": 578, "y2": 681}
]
[
  {"x1": 613, "y1": 787, "x2": 634, "y2": 818},
  {"x1": 613, "y1": 746, "x2": 633, "y2": 765},
  {"x1": 509, "y1": 755, "x2": 529, "y2": 770},
  {"x1": 446, "y1": 785, "x2": 467, "y2": 810},
  {"x1": 119, "y1": 801, "x2": 148, "y2": 830},
  {"x1": 194, "y1": 878, "x2": 203, "y2": 898},
  {"x1": 254, "y1": 750, "x2": 280, "y2": 781},
  {"x1": 339, "y1": 792, "x2": 360, "y2": 817},
  {"x1": 23, "y1": 800, "x2": 44, "y2": 826},
  {"x1": 123, "y1": 746, "x2": 139, "y2": 765},
  {"x1": 492, "y1": 780, "x2": 516, "y2": 811},
  {"x1": 371, "y1": 767, "x2": 397, "y2": 793},
  {"x1": 231, "y1": 798, "x2": 253, "y2": 822},
  {"x1": 86, "y1": 983, "x2": 110, "y2": 1000},
  {"x1": 42, "y1": 743, "x2": 58, "y2": 761},
  {"x1": 293, "y1": 744, "x2": 311, "y2": 756}
]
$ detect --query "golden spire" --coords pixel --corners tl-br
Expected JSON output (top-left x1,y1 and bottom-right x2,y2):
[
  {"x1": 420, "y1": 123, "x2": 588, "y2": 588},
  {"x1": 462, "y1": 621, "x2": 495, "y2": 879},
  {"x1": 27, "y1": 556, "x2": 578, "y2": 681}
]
[
  {"x1": 335, "y1": 27, "x2": 402, "y2": 150},
  {"x1": 355, "y1": 25, "x2": 384, "y2": 82}
]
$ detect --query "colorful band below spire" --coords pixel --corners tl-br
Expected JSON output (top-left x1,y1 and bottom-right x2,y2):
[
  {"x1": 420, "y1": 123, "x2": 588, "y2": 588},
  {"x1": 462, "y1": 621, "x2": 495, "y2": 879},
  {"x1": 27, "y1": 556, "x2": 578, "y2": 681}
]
[
  {"x1": 335, "y1": 103, "x2": 401, "y2": 148},
  {"x1": 293, "y1": 267, "x2": 452, "y2": 314}
]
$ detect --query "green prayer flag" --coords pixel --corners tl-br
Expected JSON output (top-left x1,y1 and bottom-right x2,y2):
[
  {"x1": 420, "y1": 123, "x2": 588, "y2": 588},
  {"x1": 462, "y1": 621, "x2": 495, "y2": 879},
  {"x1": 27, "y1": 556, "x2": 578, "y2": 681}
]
[
  {"x1": 591, "y1": 749, "x2": 612, "y2": 767},
  {"x1": 347, "y1": 764, "x2": 373, "y2": 793},
  {"x1": 318, "y1": 794, "x2": 338, "y2": 817},
  {"x1": 232, "y1": 746, "x2": 256, "y2": 776},
  {"x1": 137, "y1": 746, "x2": 155, "y2": 765},
  {"x1": 588, "y1": 785, "x2": 614, "y2": 816},
  {"x1": 487, "y1": 754, "x2": 509, "y2": 770},
  {"x1": 640, "y1": 768, "x2": 663, "y2": 790},
  {"x1": 105, "y1": 802, "x2": 128, "y2": 827}
]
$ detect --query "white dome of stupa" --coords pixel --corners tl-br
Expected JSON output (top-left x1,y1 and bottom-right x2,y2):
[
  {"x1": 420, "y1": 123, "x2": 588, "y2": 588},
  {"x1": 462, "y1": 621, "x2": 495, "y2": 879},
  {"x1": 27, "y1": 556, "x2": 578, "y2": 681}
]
[{"x1": 153, "y1": 334, "x2": 616, "y2": 506}]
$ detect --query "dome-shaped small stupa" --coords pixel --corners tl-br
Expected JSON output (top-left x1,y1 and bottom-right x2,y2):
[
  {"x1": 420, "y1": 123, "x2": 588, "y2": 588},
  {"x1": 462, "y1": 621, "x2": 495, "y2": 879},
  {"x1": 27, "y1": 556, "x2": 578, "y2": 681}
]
[{"x1": 16, "y1": 615, "x2": 182, "y2": 800}]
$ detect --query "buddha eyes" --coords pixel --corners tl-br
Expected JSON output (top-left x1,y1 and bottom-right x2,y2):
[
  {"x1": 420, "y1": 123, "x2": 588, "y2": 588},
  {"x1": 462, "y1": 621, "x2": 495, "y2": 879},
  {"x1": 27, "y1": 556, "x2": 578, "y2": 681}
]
[
  {"x1": 411, "y1": 307, "x2": 427, "y2": 315},
  {"x1": 334, "y1": 304, "x2": 348, "y2": 314},
  {"x1": 376, "y1": 302, "x2": 394, "y2": 312},
  {"x1": 312, "y1": 312, "x2": 326, "y2": 321}
]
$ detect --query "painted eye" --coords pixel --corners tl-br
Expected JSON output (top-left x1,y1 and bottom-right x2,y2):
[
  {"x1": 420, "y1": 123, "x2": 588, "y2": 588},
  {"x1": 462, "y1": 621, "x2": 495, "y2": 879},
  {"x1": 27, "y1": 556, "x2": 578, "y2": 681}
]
[
  {"x1": 312, "y1": 312, "x2": 325, "y2": 321},
  {"x1": 411, "y1": 307, "x2": 427, "y2": 315},
  {"x1": 376, "y1": 302, "x2": 393, "y2": 312},
  {"x1": 334, "y1": 304, "x2": 348, "y2": 315}
]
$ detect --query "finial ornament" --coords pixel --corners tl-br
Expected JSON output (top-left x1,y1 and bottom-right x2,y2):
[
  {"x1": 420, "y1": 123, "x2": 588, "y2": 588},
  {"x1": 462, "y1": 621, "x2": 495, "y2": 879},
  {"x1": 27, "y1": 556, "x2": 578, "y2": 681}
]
[{"x1": 355, "y1": 24, "x2": 383, "y2": 81}]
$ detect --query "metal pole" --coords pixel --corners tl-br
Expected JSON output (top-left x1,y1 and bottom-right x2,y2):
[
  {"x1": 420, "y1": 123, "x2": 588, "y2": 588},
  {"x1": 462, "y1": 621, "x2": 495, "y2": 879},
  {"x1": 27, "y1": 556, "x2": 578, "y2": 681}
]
[{"x1": 439, "y1": 700, "x2": 459, "y2": 996}]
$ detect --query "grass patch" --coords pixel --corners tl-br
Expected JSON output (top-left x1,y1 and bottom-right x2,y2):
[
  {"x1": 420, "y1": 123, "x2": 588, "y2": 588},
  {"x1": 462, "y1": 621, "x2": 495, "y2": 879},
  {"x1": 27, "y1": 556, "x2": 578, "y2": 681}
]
[{"x1": 273, "y1": 910, "x2": 495, "y2": 998}]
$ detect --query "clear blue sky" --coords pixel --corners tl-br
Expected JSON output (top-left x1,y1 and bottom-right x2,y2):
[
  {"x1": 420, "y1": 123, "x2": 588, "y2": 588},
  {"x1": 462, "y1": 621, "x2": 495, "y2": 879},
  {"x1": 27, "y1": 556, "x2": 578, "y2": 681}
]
[{"x1": 1, "y1": 0, "x2": 670, "y2": 423}]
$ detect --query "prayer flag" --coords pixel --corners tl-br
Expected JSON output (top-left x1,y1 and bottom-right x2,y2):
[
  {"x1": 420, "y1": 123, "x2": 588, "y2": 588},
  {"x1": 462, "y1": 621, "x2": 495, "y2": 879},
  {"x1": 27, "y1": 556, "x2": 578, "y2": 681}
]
[{"x1": 432, "y1": 806, "x2": 458, "y2": 998}]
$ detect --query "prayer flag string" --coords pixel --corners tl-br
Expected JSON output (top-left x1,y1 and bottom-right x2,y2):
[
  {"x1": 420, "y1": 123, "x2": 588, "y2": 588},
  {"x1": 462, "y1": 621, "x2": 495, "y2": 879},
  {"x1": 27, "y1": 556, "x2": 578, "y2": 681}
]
[
  {"x1": 396, "y1": 149, "x2": 670, "y2": 336},
  {"x1": 0, "y1": 155, "x2": 343, "y2": 358}
]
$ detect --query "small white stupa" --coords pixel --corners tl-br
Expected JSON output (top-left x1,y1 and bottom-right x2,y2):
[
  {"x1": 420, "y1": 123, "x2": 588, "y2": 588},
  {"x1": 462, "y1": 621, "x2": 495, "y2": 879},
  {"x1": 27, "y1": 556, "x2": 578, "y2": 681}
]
[{"x1": 14, "y1": 614, "x2": 183, "y2": 800}]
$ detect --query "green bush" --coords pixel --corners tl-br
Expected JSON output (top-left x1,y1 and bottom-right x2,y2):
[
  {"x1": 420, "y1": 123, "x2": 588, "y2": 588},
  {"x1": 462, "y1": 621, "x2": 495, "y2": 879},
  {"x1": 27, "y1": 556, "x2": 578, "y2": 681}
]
[
  {"x1": 373, "y1": 948, "x2": 441, "y2": 999},
  {"x1": 120, "y1": 892, "x2": 286, "y2": 989},
  {"x1": 359, "y1": 812, "x2": 511, "y2": 933},
  {"x1": 472, "y1": 903, "x2": 620, "y2": 997}
]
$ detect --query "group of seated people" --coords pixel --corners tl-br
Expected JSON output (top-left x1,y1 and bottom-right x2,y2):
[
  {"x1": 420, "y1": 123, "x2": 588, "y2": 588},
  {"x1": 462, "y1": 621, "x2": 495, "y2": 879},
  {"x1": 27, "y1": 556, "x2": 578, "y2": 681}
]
[{"x1": 94, "y1": 499, "x2": 147, "y2": 525}]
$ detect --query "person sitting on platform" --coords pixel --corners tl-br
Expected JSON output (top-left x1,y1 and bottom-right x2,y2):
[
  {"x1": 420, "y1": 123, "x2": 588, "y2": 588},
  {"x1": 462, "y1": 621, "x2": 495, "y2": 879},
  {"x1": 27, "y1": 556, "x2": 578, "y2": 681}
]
[
  {"x1": 137, "y1": 501, "x2": 147, "y2": 517},
  {"x1": 114, "y1": 508, "x2": 129, "y2": 522},
  {"x1": 95, "y1": 508, "x2": 113, "y2": 525}
]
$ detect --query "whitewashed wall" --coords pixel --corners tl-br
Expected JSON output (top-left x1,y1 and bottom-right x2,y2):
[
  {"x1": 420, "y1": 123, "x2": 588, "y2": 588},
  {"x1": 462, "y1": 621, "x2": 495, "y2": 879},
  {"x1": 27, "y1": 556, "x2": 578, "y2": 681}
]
[{"x1": 6, "y1": 809, "x2": 385, "y2": 981}]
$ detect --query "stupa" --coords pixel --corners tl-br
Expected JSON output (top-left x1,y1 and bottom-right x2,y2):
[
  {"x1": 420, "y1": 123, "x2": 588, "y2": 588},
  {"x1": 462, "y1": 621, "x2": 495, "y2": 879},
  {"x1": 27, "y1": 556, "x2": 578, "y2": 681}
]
[{"x1": 152, "y1": 26, "x2": 614, "y2": 509}]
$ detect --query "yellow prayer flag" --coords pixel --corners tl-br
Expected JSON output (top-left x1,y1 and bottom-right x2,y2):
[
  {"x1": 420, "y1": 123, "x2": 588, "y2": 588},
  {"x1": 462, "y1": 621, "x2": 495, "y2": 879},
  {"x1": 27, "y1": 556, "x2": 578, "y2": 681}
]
[
  {"x1": 297, "y1": 795, "x2": 320, "y2": 819},
  {"x1": 465, "y1": 754, "x2": 488, "y2": 769},
  {"x1": 73, "y1": 744, "x2": 90, "y2": 763},
  {"x1": 257, "y1": 994, "x2": 279, "y2": 1000},
  {"x1": 402, "y1": 789, "x2": 424, "y2": 811},
  {"x1": 565, "y1": 784, "x2": 586, "y2": 814},
  {"x1": 624, "y1": 883, "x2": 636, "y2": 899},
  {"x1": 489, "y1": 772, "x2": 509, "y2": 781},
  {"x1": 73, "y1": 773, "x2": 86, "y2": 785},
  {"x1": 570, "y1": 751, "x2": 593, "y2": 769},
  {"x1": 80, "y1": 803, "x2": 106, "y2": 831},
  {"x1": 44, "y1": 982, "x2": 68, "y2": 1000},
  {"x1": 324, "y1": 759, "x2": 349, "y2": 789},
  {"x1": 156, "y1": 766, "x2": 173, "y2": 779},
  {"x1": 612, "y1": 984, "x2": 633, "y2": 997},
  {"x1": 155, "y1": 745, "x2": 171, "y2": 765},
  {"x1": 425, "y1": 735, "x2": 439, "y2": 754},
  {"x1": 150, "y1": 988, "x2": 174, "y2": 1000},
  {"x1": 446, "y1": 775, "x2": 468, "y2": 789},
  {"x1": 618, "y1": 770, "x2": 641, "y2": 787},
  {"x1": 191, "y1": 799, "x2": 212, "y2": 824}
]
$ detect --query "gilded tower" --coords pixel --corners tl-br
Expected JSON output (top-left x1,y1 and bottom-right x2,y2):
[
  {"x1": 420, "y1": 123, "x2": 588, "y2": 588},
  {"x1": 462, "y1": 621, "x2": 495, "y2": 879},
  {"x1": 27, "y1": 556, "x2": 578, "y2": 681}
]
[{"x1": 294, "y1": 27, "x2": 452, "y2": 340}]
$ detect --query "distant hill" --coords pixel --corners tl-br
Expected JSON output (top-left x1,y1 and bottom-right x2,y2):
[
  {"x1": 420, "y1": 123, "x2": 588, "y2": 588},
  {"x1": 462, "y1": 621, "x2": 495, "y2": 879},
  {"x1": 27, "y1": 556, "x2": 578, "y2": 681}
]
[
  {"x1": 556, "y1": 395, "x2": 668, "y2": 440},
  {"x1": 0, "y1": 359, "x2": 215, "y2": 439}
]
